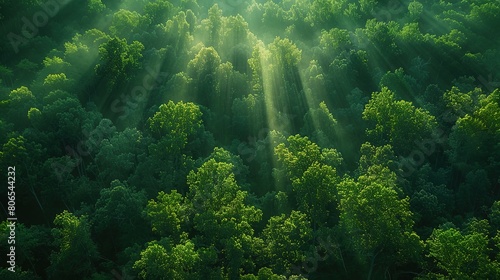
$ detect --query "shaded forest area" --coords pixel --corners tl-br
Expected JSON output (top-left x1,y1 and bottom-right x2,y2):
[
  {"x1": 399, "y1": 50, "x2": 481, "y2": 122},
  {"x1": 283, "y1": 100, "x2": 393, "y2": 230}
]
[{"x1": 0, "y1": 0, "x2": 500, "y2": 279}]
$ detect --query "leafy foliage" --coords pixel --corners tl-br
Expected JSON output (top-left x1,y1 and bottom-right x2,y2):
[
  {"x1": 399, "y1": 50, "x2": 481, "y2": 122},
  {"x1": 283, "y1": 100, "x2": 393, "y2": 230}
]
[{"x1": 1, "y1": 0, "x2": 499, "y2": 279}]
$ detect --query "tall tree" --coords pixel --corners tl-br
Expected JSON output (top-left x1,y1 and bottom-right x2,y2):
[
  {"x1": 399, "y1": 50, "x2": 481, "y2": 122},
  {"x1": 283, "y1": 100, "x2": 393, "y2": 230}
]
[
  {"x1": 363, "y1": 87, "x2": 437, "y2": 154},
  {"x1": 93, "y1": 180, "x2": 148, "y2": 254},
  {"x1": 187, "y1": 46, "x2": 222, "y2": 107},
  {"x1": 147, "y1": 100, "x2": 202, "y2": 153},
  {"x1": 47, "y1": 211, "x2": 98, "y2": 280},
  {"x1": 425, "y1": 220, "x2": 500, "y2": 279},
  {"x1": 275, "y1": 135, "x2": 342, "y2": 226},
  {"x1": 262, "y1": 210, "x2": 313, "y2": 275},
  {"x1": 134, "y1": 238, "x2": 200, "y2": 280},
  {"x1": 448, "y1": 89, "x2": 500, "y2": 175},
  {"x1": 338, "y1": 145, "x2": 422, "y2": 278}
]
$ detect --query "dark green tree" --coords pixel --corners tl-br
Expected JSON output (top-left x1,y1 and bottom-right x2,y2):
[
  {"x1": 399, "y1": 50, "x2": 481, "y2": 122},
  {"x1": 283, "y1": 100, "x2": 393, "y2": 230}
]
[
  {"x1": 47, "y1": 211, "x2": 98, "y2": 279},
  {"x1": 262, "y1": 210, "x2": 313, "y2": 275},
  {"x1": 363, "y1": 87, "x2": 437, "y2": 154}
]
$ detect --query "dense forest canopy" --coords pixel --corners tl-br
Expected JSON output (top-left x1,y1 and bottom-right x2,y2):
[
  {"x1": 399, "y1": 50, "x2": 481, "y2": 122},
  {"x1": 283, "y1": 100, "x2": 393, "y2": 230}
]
[{"x1": 0, "y1": 0, "x2": 499, "y2": 279}]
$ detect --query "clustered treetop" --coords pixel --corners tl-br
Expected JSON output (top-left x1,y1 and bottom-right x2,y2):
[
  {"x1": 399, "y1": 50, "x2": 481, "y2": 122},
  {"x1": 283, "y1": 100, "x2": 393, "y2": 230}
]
[{"x1": 0, "y1": 0, "x2": 499, "y2": 279}]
